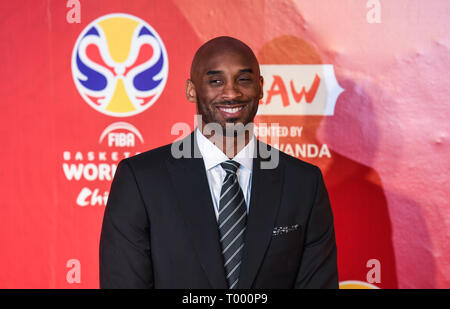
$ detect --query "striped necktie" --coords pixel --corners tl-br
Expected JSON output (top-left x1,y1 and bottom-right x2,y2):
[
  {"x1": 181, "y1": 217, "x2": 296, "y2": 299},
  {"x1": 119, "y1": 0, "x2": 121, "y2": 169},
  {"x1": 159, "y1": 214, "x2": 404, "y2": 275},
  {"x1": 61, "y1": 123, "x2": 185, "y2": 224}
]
[{"x1": 218, "y1": 160, "x2": 247, "y2": 289}]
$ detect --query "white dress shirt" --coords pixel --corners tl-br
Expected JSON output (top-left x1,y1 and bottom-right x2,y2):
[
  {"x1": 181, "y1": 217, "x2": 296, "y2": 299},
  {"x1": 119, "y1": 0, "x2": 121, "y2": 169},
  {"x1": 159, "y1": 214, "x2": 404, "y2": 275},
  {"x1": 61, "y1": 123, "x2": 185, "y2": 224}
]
[{"x1": 195, "y1": 128, "x2": 255, "y2": 221}]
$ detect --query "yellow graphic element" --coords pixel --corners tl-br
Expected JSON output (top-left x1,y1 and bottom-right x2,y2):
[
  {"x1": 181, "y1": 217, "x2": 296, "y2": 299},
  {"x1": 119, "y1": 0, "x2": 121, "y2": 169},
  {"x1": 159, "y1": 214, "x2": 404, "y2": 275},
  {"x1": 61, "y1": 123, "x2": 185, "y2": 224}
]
[
  {"x1": 339, "y1": 280, "x2": 379, "y2": 289},
  {"x1": 98, "y1": 17, "x2": 139, "y2": 63},
  {"x1": 105, "y1": 79, "x2": 136, "y2": 113}
]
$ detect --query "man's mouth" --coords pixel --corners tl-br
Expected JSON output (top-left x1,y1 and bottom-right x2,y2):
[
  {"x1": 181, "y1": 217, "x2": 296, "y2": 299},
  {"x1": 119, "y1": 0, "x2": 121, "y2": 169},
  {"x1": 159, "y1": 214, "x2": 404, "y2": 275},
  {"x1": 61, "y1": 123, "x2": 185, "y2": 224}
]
[
  {"x1": 216, "y1": 105, "x2": 246, "y2": 117},
  {"x1": 217, "y1": 106, "x2": 245, "y2": 114}
]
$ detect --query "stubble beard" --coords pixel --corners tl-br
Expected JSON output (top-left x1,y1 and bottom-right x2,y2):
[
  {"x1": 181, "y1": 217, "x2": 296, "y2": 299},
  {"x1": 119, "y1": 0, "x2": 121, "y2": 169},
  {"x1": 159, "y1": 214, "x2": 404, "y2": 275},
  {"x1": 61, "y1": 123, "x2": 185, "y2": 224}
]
[{"x1": 197, "y1": 100, "x2": 256, "y2": 139}]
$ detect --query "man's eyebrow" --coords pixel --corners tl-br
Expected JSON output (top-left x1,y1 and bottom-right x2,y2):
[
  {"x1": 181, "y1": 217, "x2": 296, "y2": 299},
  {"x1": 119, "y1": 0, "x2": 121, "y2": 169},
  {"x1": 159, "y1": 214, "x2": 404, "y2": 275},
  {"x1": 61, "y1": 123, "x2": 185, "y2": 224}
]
[
  {"x1": 206, "y1": 70, "x2": 223, "y2": 75},
  {"x1": 205, "y1": 68, "x2": 254, "y2": 75}
]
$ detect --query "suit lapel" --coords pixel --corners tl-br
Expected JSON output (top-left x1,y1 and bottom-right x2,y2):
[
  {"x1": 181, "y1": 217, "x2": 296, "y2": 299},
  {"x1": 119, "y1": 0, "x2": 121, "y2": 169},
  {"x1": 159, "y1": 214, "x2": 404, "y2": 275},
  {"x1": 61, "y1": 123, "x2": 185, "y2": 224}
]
[
  {"x1": 238, "y1": 141, "x2": 285, "y2": 288},
  {"x1": 165, "y1": 132, "x2": 228, "y2": 289}
]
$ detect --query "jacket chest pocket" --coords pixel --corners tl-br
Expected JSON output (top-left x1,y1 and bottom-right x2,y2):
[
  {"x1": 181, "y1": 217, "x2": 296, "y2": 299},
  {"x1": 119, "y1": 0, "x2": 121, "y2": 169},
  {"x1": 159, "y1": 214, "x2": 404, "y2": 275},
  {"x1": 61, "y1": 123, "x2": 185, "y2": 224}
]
[{"x1": 262, "y1": 225, "x2": 304, "y2": 273}]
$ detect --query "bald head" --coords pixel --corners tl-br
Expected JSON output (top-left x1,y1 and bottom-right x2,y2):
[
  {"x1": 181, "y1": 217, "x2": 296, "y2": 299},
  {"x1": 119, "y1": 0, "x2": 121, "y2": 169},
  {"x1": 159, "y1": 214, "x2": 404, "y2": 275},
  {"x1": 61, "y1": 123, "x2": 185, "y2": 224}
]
[
  {"x1": 190, "y1": 36, "x2": 260, "y2": 81},
  {"x1": 185, "y1": 36, "x2": 263, "y2": 136}
]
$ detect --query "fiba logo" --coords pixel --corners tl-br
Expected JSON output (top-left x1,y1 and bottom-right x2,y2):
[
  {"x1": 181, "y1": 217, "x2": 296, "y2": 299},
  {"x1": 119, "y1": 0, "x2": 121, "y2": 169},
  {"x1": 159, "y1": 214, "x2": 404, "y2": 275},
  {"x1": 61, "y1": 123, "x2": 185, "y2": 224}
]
[
  {"x1": 71, "y1": 13, "x2": 169, "y2": 117},
  {"x1": 99, "y1": 122, "x2": 144, "y2": 147}
]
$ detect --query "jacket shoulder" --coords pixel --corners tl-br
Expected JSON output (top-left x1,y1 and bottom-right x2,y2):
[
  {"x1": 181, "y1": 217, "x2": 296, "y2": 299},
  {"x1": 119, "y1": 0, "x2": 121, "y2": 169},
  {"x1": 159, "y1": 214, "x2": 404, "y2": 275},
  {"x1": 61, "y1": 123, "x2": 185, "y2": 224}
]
[
  {"x1": 258, "y1": 140, "x2": 321, "y2": 177},
  {"x1": 121, "y1": 142, "x2": 173, "y2": 172},
  {"x1": 280, "y1": 150, "x2": 320, "y2": 173}
]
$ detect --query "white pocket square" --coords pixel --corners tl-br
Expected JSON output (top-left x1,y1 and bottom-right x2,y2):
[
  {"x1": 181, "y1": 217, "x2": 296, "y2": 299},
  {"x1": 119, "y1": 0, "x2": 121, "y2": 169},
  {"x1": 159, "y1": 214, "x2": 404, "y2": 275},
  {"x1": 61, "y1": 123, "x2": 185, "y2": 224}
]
[{"x1": 272, "y1": 224, "x2": 300, "y2": 236}]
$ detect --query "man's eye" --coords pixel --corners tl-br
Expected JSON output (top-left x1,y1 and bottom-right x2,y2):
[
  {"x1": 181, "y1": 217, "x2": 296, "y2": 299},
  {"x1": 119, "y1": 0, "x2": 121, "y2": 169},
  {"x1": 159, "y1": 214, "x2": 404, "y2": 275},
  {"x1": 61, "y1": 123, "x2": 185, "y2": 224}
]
[
  {"x1": 238, "y1": 78, "x2": 252, "y2": 83},
  {"x1": 209, "y1": 79, "x2": 222, "y2": 85}
]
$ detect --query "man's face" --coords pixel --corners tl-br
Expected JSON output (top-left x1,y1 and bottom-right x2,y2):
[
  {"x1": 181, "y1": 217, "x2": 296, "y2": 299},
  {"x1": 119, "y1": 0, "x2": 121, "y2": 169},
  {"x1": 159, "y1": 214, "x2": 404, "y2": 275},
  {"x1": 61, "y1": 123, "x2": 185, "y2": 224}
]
[{"x1": 187, "y1": 49, "x2": 263, "y2": 132}]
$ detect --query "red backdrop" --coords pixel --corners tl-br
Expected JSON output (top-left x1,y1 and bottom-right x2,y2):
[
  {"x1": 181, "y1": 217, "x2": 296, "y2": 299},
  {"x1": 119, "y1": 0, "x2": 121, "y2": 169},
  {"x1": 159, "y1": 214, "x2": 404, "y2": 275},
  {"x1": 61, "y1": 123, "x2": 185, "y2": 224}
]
[{"x1": 1, "y1": 0, "x2": 449, "y2": 289}]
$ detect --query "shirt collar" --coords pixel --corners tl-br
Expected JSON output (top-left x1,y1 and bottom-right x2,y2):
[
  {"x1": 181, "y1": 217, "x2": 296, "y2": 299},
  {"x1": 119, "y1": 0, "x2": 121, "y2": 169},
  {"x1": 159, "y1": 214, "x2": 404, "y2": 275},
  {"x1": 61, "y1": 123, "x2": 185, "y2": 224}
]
[{"x1": 195, "y1": 127, "x2": 255, "y2": 172}]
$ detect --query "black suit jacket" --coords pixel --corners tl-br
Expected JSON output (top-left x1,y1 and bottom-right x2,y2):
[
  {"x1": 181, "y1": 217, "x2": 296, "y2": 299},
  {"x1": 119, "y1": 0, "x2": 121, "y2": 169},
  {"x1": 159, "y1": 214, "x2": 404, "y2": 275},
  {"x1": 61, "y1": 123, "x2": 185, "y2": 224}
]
[{"x1": 99, "y1": 132, "x2": 338, "y2": 288}]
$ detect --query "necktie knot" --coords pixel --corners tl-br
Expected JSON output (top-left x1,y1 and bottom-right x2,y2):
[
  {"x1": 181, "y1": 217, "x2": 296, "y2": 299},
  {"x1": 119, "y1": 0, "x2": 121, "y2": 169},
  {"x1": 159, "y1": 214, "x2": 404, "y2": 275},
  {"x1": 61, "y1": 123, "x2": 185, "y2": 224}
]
[{"x1": 220, "y1": 160, "x2": 240, "y2": 175}]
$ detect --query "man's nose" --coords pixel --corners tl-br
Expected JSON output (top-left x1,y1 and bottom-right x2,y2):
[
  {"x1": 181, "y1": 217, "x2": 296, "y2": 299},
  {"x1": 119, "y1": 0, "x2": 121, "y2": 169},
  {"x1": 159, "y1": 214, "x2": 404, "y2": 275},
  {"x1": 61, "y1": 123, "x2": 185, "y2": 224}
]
[{"x1": 221, "y1": 83, "x2": 241, "y2": 101}]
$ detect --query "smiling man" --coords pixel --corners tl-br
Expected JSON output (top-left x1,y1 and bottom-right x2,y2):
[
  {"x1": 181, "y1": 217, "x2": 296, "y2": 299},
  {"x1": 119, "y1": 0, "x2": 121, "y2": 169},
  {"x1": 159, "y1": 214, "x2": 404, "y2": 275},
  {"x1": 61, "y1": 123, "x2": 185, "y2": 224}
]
[
  {"x1": 99, "y1": 36, "x2": 338, "y2": 289},
  {"x1": 186, "y1": 37, "x2": 263, "y2": 159}
]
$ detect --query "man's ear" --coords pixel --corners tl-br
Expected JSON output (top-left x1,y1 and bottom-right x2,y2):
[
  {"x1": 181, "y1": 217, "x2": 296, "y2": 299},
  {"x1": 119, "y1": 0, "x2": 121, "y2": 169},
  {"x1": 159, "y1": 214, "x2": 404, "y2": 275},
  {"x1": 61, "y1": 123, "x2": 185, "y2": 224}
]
[
  {"x1": 259, "y1": 75, "x2": 264, "y2": 99},
  {"x1": 186, "y1": 79, "x2": 197, "y2": 103}
]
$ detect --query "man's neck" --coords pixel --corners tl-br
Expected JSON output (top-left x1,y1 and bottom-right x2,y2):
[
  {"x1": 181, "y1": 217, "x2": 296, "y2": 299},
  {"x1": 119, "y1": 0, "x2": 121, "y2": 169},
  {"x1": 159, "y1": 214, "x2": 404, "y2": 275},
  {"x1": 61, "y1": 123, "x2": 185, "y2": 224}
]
[{"x1": 200, "y1": 123, "x2": 253, "y2": 158}]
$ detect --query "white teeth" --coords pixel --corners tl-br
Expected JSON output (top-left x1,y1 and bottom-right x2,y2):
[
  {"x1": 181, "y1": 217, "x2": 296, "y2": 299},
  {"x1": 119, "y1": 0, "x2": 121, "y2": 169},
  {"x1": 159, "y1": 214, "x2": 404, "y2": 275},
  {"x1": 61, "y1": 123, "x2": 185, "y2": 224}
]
[{"x1": 219, "y1": 106, "x2": 244, "y2": 113}]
